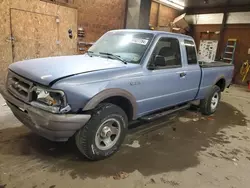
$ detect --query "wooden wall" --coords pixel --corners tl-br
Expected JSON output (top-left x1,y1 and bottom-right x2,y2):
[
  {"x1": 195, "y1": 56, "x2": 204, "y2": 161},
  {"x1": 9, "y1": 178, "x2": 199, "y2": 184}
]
[
  {"x1": 191, "y1": 24, "x2": 250, "y2": 84},
  {"x1": 191, "y1": 24, "x2": 221, "y2": 49},
  {"x1": 222, "y1": 24, "x2": 250, "y2": 83},
  {"x1": 0, "y1": 0, "x2": 77, "y2": 84},
  {"x1": 149, "y1": 1, "x2": 180, "y2": 28},
  {"x1": 75, "y1": 0, "x2": 126, "y2": 42}
]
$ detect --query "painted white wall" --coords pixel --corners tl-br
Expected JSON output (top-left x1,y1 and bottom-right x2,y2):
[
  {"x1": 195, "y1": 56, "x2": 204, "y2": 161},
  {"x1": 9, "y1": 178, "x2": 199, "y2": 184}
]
[
  {"x1": 185, "y1": 12, "x2": 250, "y2": 25},
  {"x1": 185, "y1": 13, "x2": 223, "y2": 24},
  {"x1": 227, "y1": 12, "x2": 250, "y2": 24}
]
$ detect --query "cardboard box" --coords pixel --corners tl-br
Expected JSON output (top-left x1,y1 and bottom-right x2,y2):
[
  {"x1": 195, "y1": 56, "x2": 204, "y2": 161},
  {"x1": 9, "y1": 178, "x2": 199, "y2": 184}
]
[
  {"x1": 173, "y1": 13, "x2": 190, "y2": 31},
  {"x1": 154, "y1": 13, "x2": 189, "y2": 34}
]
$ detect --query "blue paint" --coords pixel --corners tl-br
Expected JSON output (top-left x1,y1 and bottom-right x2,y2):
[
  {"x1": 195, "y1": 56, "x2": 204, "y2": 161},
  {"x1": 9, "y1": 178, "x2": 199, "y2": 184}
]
[{"x1": 9, "y1": 29, "x2": 234, "y2": 118}]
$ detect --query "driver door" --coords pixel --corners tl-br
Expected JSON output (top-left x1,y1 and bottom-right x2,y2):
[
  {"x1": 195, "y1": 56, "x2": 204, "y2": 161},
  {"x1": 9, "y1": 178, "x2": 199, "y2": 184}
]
[{"x1": 137, "y1": 37, "x2": 188, "y2": 115}]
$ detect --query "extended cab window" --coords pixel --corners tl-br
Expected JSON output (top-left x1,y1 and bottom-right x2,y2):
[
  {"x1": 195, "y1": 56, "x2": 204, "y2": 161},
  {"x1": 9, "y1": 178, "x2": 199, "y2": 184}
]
[
  {"x1": 184, "y1": 40, "x2": 197, "y2": 65},
  {"x1": 150, "y1": 37, "x2": 181, "y2": 69}
]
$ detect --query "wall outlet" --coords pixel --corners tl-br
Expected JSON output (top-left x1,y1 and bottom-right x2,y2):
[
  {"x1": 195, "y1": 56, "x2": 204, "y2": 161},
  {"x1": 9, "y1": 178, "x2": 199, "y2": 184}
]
[{"x1": 248, "y1": 48, "x2": 250, "y2": 55}]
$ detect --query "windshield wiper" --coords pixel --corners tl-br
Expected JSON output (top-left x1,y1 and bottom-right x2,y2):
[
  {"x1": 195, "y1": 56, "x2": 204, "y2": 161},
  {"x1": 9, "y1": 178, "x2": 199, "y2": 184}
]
[
  {"x1": 86, "y1": 50, "x2": 95, "y2": 57},
  {"x1": 99, "y1": 52, "x2": 127, "y2": 64}
]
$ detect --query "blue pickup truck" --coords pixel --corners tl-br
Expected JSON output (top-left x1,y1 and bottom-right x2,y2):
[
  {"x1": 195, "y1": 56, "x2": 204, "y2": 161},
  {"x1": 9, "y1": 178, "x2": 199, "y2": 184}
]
[{"x1": 1, "y1": 29, "x2": 234, "y2": 160}]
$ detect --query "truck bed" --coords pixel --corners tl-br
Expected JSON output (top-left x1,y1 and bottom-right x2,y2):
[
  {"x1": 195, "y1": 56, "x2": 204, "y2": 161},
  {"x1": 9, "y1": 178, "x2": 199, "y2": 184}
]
[
  {"x1": 199, "y1": 61, "x2": 234, "y2": 68},
  {"x1": 196, "y1": 61, "x2": 234, "y2": 100}
]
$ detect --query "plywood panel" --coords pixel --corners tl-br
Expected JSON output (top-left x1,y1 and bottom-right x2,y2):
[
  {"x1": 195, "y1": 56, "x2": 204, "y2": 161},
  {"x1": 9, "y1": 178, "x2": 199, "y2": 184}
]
[
  {"x1": 0, "y1": 0, "x2": 12, "y2": 83},
  {"x1": 158, "y1": 4, "x2": 180, "y2": 26},
  {"x1": 149, "y1": 1, "x2": 180, "y2": 28},
  {"x1": 0, "y1": 0, "x2": 77, "y2": 84},
  {"x1": 149, "y1": 1, "x2": 159, "y2": 27},
  {"x1": 11, "y1": 9, "x2": 58, "y2": 62},
  {"x1": 56, "y1": 5, "x2": 77, "y2": 56}
]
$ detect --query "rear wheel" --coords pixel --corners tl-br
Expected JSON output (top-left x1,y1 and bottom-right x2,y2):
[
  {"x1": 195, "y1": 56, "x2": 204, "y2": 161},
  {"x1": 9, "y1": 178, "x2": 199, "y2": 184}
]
[
  {"x1": 200, "y1": 85, "x2": 221, "y2": 115},
  {"x1": 75, "y1": 103, "x2": 128, "y2": 161}
]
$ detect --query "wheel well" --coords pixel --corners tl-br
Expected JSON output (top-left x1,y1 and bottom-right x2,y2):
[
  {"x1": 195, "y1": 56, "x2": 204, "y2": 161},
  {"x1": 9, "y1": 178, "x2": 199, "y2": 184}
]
[
  {"x1": 101, "y1": 96, "x2": 134, "y2": 121},
  {"x1": 215, "y1": 79, "x2": 226, "y2": 91}
]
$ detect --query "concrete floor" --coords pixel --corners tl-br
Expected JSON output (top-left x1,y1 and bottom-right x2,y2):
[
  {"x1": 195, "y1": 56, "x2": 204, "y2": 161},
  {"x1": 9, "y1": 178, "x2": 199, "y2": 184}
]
[{"x1": 0, "y1": 86, "x2": 250, "y2": 188}]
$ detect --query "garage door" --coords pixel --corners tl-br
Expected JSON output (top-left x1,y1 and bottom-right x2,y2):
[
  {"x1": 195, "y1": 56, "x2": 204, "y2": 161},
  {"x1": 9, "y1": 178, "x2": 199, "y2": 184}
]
[{"x1": 11, "y1": 9, "x2": 58, "y2": 62}]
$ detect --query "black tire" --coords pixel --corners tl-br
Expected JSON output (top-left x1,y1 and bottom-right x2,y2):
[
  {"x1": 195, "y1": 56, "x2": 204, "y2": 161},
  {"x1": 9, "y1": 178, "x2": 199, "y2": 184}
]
[
  {"x1": 200, "y1": 85, "x2": 221, "y2": 115},
  {"x1": 75, "y1": 103, "x2": 128, "y2": 161}
]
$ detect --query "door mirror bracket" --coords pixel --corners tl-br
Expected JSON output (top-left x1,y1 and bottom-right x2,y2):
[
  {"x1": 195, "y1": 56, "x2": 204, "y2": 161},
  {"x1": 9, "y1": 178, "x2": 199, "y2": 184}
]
[
  {"x1": 148, "y1": 55, "x2": 166, "y2": 70},
  {"x1": 154, "y1": 55, "x2": 165, "y2": 67}
]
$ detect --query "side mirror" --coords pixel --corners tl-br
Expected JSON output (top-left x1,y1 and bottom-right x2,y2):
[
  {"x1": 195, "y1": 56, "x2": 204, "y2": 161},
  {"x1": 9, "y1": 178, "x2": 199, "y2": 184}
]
[{"x1": 154, "y1": 55, "x2": 166, "y2": 67}]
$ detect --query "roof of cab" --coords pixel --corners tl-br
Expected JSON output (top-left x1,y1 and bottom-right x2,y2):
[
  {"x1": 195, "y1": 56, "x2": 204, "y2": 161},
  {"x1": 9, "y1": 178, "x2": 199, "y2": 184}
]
[{"x1": 109, "y1": 29, "x2": 193, "y2": 40}]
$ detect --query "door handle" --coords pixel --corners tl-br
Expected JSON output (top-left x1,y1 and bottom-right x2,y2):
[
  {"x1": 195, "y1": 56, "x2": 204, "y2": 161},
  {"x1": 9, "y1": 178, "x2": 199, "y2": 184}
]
[{"x1": 179, "y1": 72, "x2": 186, "y2": 77}]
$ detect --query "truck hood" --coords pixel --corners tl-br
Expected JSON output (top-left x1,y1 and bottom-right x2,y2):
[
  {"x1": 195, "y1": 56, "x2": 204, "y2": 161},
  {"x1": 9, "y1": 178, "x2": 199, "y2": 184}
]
[{"x1": 9, "y1": 55, "x2": 126, "y2": 86}]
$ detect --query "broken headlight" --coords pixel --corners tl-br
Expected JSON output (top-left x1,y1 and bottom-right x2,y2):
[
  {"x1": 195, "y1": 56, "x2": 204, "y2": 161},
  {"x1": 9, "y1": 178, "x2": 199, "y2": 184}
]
[{"x1": 31, "y1": 87, "x2": 70, "y2": 113}]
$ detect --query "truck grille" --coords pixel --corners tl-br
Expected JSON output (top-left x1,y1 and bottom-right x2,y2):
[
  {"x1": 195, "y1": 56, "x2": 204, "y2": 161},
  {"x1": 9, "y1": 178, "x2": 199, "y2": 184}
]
[{"x1": 7, "y1": 71, "x2": 33, "y2": 103}]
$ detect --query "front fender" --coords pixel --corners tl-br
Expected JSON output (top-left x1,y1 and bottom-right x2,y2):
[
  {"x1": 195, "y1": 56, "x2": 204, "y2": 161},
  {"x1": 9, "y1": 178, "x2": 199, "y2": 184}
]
[{"x1": 82, "y1": 88, "x2": 137, "y2": 119}]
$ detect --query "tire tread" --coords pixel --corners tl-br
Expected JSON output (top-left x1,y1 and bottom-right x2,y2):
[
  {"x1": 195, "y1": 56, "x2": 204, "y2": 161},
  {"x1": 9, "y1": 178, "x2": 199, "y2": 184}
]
[
  {"x1": 75, "y1": 103, "x2": 127, "y2": 160},
  {"x1": 200, "y1": 85, "x2": 221, "y2": 115}
]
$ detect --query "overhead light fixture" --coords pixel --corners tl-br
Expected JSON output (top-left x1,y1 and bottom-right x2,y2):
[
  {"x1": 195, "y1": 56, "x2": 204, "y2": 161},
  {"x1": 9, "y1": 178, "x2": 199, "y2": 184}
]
[{"x1": 159, "y1": 0, "x2": 185, "y2": 10}]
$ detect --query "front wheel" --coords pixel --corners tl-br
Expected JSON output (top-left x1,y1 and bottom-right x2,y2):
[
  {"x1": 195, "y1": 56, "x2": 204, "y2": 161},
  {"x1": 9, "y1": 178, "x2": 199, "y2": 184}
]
[
  {"x1": 200, "y1": 85, "x2": 221, "y2": 115},
  {"x1": 75, "y1": 103, "x2": 128, "y2": 161}
]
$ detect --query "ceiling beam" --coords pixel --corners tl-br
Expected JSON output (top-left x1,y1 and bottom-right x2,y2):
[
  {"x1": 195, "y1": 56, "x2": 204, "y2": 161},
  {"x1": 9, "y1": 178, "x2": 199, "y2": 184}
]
[
  {"x1": 216, "y1": 0, "x2": 231, "y2": 58},
  {"x1": 186, "y1": 4, "x2": 250, "y2": 14}
]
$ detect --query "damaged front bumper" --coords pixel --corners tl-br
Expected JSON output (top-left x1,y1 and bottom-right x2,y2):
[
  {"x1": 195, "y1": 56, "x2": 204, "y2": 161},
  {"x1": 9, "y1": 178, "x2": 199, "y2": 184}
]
[{"x1": 1, "y1": 86, "x2": 91, "y2": 142}]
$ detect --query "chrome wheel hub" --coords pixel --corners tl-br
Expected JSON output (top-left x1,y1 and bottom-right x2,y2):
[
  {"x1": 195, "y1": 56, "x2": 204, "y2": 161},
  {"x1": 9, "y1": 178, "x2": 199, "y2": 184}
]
[
  {"x1": 211, "y1": 92, "x2": 219, "y2": 111},
  {"x1": 95, "y1": 118, "x2": 121, "y2": 150}
]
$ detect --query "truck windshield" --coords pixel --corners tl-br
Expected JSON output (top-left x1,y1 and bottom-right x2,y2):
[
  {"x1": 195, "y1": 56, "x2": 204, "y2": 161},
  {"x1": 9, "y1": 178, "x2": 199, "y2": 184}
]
[{"x1": 88, "y1": 31, "x2": 154, "y2": 64}]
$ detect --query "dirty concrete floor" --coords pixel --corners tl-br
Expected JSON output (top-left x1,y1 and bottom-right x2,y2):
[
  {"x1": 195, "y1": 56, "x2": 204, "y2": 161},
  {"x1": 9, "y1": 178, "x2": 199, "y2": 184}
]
[{"x1": 0, "y1": 86, "x2": 250, "y2": 188}]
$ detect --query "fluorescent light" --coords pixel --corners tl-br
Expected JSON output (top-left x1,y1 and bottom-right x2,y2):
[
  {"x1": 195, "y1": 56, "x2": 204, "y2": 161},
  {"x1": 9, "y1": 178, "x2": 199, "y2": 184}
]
[{"x1": 159, "y1": 0, "x2": 185, "y2": 10}]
